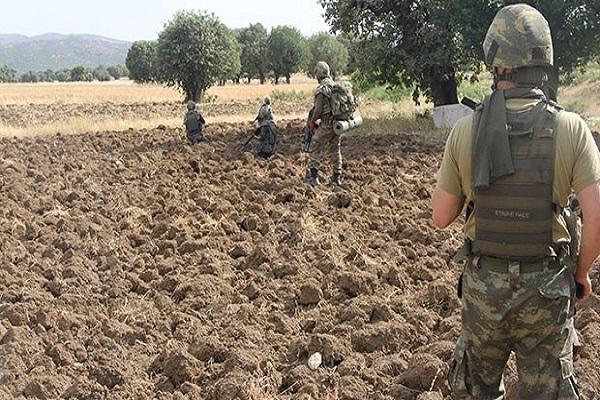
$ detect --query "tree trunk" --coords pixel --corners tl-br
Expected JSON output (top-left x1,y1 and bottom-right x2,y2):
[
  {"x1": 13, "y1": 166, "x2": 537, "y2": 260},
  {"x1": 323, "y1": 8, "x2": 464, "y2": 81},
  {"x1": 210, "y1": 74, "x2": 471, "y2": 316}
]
[
  {"x1": 285, "y1": 74, "x2": 291, "y2": 84},
  {"x1": 194, "y1": 89, "x2": 203, "y2": 103},
  {"x1": 429, "y1": 70, "x2": 459, "y2": 106}
]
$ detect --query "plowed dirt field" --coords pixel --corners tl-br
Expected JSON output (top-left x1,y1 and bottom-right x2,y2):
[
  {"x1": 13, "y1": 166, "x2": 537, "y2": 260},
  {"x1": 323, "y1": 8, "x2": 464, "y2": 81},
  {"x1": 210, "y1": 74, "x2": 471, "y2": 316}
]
[{"x1": 1, "y1": 100, "x2": 599, "y2": 399}]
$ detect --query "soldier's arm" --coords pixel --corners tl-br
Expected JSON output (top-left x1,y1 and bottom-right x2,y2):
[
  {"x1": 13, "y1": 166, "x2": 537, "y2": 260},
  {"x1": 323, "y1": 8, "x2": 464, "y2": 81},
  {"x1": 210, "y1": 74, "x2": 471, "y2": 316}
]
[
  {"x1": 574, "y1": 179, "x2": 600, "y2": 302},
  {"x1": 311, "y1": 93, "x2": 325, "y2": 122},
  {"x1": 431, "y1": 186, "x2": 465, "y2": 229}
]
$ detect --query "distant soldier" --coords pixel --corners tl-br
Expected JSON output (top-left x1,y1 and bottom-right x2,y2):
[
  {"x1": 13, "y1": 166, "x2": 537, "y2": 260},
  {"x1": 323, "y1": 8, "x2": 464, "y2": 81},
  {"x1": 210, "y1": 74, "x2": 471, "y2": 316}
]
[
  {"x1": 246, "y1": 96, "x2": 277, "y2": 158},
  {"x1": 183, "y1": 100, "x2": 208, "y2": 145},
  {"x1": 307, "y1": 61, "x2": 341, "y2": 186}
]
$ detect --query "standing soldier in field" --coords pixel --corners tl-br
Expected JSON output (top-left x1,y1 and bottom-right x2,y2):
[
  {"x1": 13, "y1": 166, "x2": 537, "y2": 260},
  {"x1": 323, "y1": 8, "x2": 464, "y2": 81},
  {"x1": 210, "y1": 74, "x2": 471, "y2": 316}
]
[
  {"x1": 247, "y1": 96, "x2": 277, "y2": 159},
  {"x1": 431, "y1": 4, "x2": 600, "y2": 398},
  {"x1": 183, "y1": 100, "x2": 208, "y2": 145},
  {"x1": 307, "y1": 61, "x2": 342, "y2": 186}
]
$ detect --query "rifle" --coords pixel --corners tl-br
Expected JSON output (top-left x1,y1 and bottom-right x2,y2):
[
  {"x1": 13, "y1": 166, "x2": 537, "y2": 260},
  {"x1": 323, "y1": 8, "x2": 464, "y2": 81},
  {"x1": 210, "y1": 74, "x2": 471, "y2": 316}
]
[
  {"x1": 242, "y1": 131, "x2": 257, "y2": 149},
  {"x1": 301, "y1": 107, "x2": 316, "y2": 152}
]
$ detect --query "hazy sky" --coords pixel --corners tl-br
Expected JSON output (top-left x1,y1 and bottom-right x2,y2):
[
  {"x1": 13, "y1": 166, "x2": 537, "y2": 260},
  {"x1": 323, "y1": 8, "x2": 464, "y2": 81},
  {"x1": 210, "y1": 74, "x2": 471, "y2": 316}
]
[{"x1": 1, "y1": 0, "x2": 332, "y2": 41}]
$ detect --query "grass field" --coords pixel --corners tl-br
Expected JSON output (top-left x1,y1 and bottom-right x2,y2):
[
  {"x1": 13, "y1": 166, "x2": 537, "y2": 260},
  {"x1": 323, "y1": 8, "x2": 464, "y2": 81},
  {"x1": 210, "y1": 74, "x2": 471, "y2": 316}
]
[{"x1": 0, "y1": 70, "x2": 598, "y2": 137}]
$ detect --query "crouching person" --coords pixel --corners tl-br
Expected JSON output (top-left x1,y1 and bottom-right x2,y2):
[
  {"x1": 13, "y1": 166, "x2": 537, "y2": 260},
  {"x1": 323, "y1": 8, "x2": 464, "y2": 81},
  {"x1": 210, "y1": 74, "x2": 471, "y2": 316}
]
[{"x1": 184, "y1": 100, "x2": 209, "y2": 145}]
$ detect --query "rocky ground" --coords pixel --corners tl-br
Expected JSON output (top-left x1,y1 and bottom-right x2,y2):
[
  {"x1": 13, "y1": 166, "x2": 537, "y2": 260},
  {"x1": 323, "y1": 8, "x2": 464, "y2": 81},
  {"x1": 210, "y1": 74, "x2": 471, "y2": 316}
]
[{"x1": 0, "y1": 102, "x2": 599, "y2": 399}]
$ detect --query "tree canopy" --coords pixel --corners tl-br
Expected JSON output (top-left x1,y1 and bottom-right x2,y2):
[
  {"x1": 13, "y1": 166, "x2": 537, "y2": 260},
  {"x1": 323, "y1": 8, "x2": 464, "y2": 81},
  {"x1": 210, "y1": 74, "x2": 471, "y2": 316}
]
[
  {"x1": 155, "y1": 10, "x2": 239, "y2": 102},
  {"x1": 319, "y1": 0, "x2": 600, "y2": 105},
  {"x1": 126, "y1": 41, "x2": 157, "y2": 84},
  {"x1": 237, "y1": 23, "x2": 270, "y2": 84},
  {"x1": 306, "y1": 33, "x2": 349, "y2": 79},
  {"x1": 267, "y1": 26, "x2": 307, "y2": 84}
]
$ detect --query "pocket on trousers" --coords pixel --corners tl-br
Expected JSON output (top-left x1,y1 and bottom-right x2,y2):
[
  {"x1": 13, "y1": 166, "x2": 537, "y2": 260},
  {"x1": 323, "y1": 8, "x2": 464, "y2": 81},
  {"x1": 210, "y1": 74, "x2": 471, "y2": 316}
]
[
  {"x1": 448, "y1": 336, "x2": 470, "y2": 395},
  {"x1": 538, "y1": 268, "x2": 572, "y2": 299},
  {"x1": 538, "y1": 267, "x2": 575, "y2": 318},
  {"x1": 558, "y1": 356, "x2": 580, "y2": 399}
]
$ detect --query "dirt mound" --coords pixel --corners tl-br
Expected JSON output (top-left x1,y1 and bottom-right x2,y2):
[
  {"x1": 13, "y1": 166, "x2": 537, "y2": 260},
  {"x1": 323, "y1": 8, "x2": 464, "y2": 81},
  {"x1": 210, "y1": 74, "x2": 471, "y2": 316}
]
[{"x1": 0, "y1": 114, "x2": 599, "y2": 399}]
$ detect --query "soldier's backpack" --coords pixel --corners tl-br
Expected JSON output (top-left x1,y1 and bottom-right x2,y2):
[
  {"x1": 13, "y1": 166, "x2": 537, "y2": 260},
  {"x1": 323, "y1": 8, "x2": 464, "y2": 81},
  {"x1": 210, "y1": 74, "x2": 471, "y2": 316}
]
[
  {"x1": 185, "y1": 110, "x2": 202, "y2": 133},
  {"x1": 329, "y1": 81, "x2": 357, "y2": 121}
]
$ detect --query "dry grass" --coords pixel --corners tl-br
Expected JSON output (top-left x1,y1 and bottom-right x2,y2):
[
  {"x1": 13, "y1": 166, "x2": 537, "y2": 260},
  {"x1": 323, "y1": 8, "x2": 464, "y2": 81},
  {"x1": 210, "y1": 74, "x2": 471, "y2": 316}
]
[
  {"x1": 2, "y1": 72, "x2": 596, "y2": 137},
  {"x1": 0, "y1": 80, "x2": 182, "y2": 105},
  {"x1": 0, "y1": 75, "x2": 317, "y2": 105}
]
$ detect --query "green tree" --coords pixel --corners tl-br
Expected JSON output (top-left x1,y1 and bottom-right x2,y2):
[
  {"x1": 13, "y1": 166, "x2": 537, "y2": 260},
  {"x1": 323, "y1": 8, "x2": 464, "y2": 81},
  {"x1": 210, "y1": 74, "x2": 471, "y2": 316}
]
[
  {"x1": 319, "y1": 0, "x2": 462, "y2": 105},
  {"x1": 108, "y1": 65, "x2": 129, "y2": 80},
  {"x1": 126, "y1": 41, "x2": 157, "y2": 83},
  {"x1": 55, "y1": 69, "x2": 71, "y2": 82},
  {"x1": 307, "y1": 33, "x2": 349, "y2": 79},
  {"x1": 448, "y1": 0, "x2": 600, "y2": 85},
  {"x1": 20, "y1": 70, "x2": 41, "y2": 83},
  {"x1": 155, "y1": 10, "x2": 240, "y2": 102},
  {"x1": 267, "y1": 26, "x2": 307, "y2": 84},
  {"x1": 70, "y1": 65, "x2": 93, "y2": 82},
  {"x1": 93, "y1": 65, "x2": 112, "y2": 81},
  {"x1": 0, "y1": 65, "x2": 18, "y2": 83},
  {"x1": 319, "y1": 0, "x2": 600, "y2": 105},
  {"x1": 217, "y1": 32, "x2": 242, "y2": 85},
  {"x1": 238, "y1": 23, "x2": 270, "y2": 83},
  {"x1": 41, "y1": 70, "x2": 55, "y2": 82}
]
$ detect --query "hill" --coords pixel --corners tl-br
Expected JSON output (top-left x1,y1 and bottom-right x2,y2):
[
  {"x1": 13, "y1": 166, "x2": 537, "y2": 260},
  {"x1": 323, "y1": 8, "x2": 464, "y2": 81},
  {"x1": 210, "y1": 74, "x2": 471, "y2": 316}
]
[{"x1": 0, "y1": 33, "x2": 131, "y2": 73}]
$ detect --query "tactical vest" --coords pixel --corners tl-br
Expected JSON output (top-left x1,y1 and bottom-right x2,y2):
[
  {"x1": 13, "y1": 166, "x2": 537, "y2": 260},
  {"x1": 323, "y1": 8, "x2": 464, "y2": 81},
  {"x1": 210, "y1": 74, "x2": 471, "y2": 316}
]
[
  {"x1": 185, "y1": 111, "x2": 200, "y2": 133},
  {"x1": 472, "y1": 100, "x2": 560, "y2": 259}
]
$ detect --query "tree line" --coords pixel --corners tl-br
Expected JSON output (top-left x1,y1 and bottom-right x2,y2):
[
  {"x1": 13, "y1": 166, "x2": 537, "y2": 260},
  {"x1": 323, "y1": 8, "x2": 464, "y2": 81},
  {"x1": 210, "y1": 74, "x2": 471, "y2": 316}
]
[
  {"x1": 125, "y1": 11, "x2": 351, "y2": 102},
  {"x1": 127, "y1": 1, "x2": 600, "y2": 106},
  {"x1": 2, "y1": 1, "x2": 598, "y2": 107},
  {"x1": 0, "y1": 64, "x2": 128, "y2": 83}
]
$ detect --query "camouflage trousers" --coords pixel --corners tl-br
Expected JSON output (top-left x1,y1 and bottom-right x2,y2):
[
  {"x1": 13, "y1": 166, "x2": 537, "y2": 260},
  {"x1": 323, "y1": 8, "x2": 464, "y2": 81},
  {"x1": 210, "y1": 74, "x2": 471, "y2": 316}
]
[
  {"x1": 187, "y1": 129, "x2": 207, "y2": 145},
  {"x1": 449, "y1": 256, "x2": 580, "y2": 399},
  {"x1": 309, "y1": 125, "x2": 342, "y2": 175}
]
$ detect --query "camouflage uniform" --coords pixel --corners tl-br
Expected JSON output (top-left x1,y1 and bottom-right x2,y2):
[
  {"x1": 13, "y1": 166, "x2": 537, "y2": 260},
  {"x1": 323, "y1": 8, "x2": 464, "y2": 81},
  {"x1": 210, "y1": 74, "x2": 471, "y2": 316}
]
[
  {"x1": 434, "y1": 4, "x2": 600, "y2": 399},
  {"x1": 308, "y1": 61, "x2": 342, "y2": 186},
  {"x1": 184, "y1": 101, "x2": 207, "y2": 145},
  {"x1": 250, "y1": 97, "x2": 277, "y2": 158}
]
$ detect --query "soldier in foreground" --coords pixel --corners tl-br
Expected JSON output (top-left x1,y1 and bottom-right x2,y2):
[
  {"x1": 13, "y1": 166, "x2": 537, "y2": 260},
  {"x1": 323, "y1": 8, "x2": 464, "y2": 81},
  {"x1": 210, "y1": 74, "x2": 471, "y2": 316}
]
[
  {"x1": 431, "y1": 4, "x2": 600, "y2": 398},
  {"x1": 307, "y1": 61, "x2": 342, "y2": 186},
  {"x1": 183, "y1": 100, "x2": 208, "y2": 145}
]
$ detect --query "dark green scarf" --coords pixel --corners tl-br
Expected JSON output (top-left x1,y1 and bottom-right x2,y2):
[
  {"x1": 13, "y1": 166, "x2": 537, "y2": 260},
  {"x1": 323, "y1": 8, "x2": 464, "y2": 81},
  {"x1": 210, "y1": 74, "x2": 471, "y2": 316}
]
[{"x1": 471, "y1": 88, "x2": 547, "y2": 188}]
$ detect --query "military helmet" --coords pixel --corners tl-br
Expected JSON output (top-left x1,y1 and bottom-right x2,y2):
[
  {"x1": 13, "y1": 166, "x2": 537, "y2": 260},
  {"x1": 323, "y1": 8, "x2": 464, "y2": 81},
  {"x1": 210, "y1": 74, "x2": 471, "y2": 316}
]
[
  {"x1": 187, "y1": 100, "x2": 196, "y2": 110},
  {"x1": 483, "y1": 4, "x2": 553, "y2": 69},
  {"x1": 263, "y1": 96, "x2": 271, "y2": 105},
  {"x1": 314, "y1": 61, "x2": 330, "y2": 79}
]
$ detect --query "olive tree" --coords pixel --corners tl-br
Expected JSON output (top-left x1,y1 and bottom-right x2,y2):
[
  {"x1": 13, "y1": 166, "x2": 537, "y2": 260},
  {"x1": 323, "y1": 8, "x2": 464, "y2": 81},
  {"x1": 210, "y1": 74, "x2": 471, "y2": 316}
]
[
  {"x1": 155, "y1": 10, "x2": 240, "y2": 102},
  {"x1": 238, "y1": 23, "x2": 269, "y2": 83},
  {"x1": 126, "y1": 41, "x2": 156, "y2": 83},
  {"x1": 307, "y1": 33, "x2": 349, "y2": 79},
  {"x1": 0, "y1": 65, "x2": 17, "y2": 83},
  {"x1": 267, "y1": 26, "x2": 307, "y2": 84},
  {"x1": 319, "y1": 0, "x2": 600, "y2": 105}
]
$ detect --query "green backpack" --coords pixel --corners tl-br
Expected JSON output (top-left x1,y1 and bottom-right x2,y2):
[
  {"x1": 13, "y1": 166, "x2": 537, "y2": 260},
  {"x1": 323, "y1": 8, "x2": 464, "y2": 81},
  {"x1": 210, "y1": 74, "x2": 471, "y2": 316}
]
[{"x1": 329, "y1": 81, "x2": 357, "y2": 121}]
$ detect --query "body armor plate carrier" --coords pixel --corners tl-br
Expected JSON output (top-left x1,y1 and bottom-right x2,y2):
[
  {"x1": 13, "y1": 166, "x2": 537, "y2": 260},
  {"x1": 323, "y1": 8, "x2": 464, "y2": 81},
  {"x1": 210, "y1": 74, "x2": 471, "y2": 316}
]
[{"x1": 472, "y1": 100, "x2": 560, "y2": 259}]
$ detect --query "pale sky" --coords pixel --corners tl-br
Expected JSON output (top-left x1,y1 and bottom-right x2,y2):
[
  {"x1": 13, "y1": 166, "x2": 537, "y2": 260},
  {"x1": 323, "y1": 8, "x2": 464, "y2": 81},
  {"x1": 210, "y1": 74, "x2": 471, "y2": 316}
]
[{"x1": 0, "y1": 0, "x2": 332, "y2": 42}]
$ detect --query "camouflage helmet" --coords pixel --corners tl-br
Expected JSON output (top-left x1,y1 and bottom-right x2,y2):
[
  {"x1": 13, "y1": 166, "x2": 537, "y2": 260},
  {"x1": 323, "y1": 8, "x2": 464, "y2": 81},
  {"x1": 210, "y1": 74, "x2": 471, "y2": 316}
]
[
  {"x1": 314, "y1": 61, "x2": 330, "y2": 79},
  {"x1": 483, "y1": 4, "x2": 553, "y2": 69},
  {"x1": 263, "y1": 96, "x2": 271, "y2": 105},
  {"x1": 187, "y1": 100, "x2": 196, "y2": 110}
]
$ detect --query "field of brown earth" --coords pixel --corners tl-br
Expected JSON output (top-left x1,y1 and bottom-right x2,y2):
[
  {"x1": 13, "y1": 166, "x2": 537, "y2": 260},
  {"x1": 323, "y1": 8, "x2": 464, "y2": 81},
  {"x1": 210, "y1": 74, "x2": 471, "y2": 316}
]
[{"x1": 0, "y1": 98, "x2": 599, "y2": 400}]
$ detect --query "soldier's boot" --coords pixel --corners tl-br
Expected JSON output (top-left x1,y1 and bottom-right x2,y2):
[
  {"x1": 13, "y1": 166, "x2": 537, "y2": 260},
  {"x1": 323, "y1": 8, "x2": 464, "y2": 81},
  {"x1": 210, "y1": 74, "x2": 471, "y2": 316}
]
[
  {"x1": 198, "y1": 135, "x2": 210, "y2": 143},
  {"x1": 331, "y1": 172, "x2": 342, "y2": 186},
  {"x1": 308, "y1": 168, "x2": 320, "y2": 186}
]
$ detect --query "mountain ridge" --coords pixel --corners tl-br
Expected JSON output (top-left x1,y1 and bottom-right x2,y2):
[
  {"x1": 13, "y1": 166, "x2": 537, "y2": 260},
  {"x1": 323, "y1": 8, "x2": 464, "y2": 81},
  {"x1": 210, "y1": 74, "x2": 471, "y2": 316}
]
[{"x1": 0, "y1": 33, "x2": 132, "y2": 73}]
